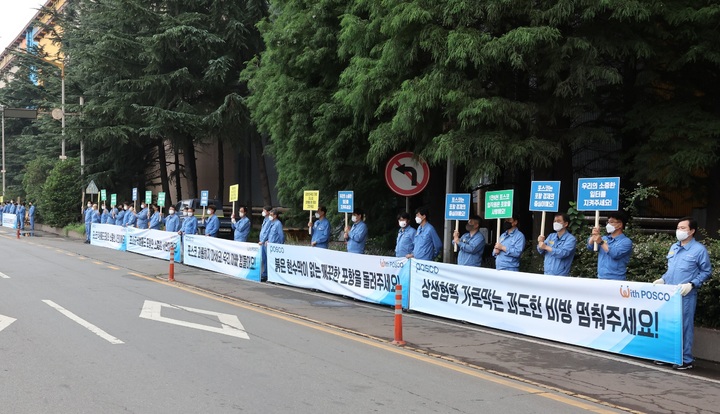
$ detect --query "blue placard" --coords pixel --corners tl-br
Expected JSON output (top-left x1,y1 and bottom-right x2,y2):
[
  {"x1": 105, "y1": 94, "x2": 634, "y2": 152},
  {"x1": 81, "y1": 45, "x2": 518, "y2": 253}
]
[
  {"x1": 529, "y1": 181, "x2": 561, "y2": 212},
  {"x1": 445, "y1": 193, "x2": 471, "y2": 221},
  {"x1": 577, "y1": 177, "x2": 620, "y2": 211},
  {"x1": 338, "y1": 191, "x2": 354, "y2": 213},
  {"x1": 200, "y1": 190, "x2": 209, "y2": 207},
  {"x1": 131, "y1": 188, "x2": 138, "y2": 201}
]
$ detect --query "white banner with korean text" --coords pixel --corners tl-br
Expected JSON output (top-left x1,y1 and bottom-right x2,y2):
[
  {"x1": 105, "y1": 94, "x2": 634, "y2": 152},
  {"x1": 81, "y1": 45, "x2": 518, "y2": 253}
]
[
  {"x1": 409, "y1": 259, "x2": 683, "y2": 364},
  {"x1": 267, "y1": 243, "x2": 410, "y2": 307},
  {"x1": 183, "y1": 235, "x2": 262, "y2": 281},
  {"x1": 90, "y1": 223, "x2": 126, "y2": 250},
  {"x1": 126, "y1": 227, "x2": 181, "y2": 261},
  {"x1": 2, "y1": 214, "x2": 16, "y2": 229}
]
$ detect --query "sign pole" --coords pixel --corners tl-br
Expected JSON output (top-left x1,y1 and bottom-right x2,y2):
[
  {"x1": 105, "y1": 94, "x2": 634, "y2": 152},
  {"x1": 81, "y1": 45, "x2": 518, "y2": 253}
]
[
  {"x1": 497, "y1": 219, "x2": 501, "y2": 244},
  {"x1": 309, "y1": 210, "x2": 313, "y2": 235},
  {"x1": 454, "y1": 220, "x2": 459, "y2": 252},
  {"x1": 540, "y1": 211, "x2": 546, "y2": 237},
  {"x1": 594, "y1": 210, "x2": 600, "y2": 251},
  {"x1": 344, "y1": 213, "x2": 348, "y2": 228}
]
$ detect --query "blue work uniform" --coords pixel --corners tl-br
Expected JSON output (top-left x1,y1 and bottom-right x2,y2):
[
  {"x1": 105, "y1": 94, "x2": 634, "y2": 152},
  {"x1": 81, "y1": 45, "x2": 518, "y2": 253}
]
[
  {"x1": 28, "y1": 205, "x2": 35, "y2": 233},
  {"x1": 115, "y1": 209, "x2": 125, "y2": 226},
  {"x1": 204, "y1": 214, "x2": 220, "y2": 237},
  {"x1": 311, "y1": 217, "x2": 331, "y2": 248},
  {"x1": 164, "y1": 213, "x2": 180, "y2": 232},
  {"x1": 100, "y1": 208, "x2": 109, "y2": 224},
  {"x1": 347, "y1": 220, "x2": 368, "y2": 254},
  {"x1": 259, "y1": 216, "x2": 271, "y2": 279},
  {"x1": 413, "y1": 222, "x2": 442, "y2": 261},
  {"x1": 149, "y1": 211, "x2": 162, "y2": 230},
  {"x1": 136, "y1": 207, "x2": 150, "y2": 229},
  {"x1": 232, "y1": 216, "x2": 251, "y2": 242},
  {"x1": 267, "y1": 219, "x2": 285, "y2": 244},
  {"x1": 89, "y1": 209, "x2": 100, "y2": 240},
  {"x1": 395, "y1": 226, "x2": 416, "y2": 258},
  {"x1": 586, "y1": 233, "x2": 632, "y2": 280},
  {"x1": 538, "y1": 231, "x2": 577, "y2": 276},
  {"x1": 493, "y1": 228, "x2": 526, "y2": 271},
  {"x1": 17, "y1": 205, "x2": 26, "y2": 230},
  {"x1": 454, "y1": 231, "x2": 485, "y2": 267},
  {"x1": 124, "y1": 210, "x2": 137, "y2": 227},
  {"x1": 84, "y1": 207, "x2": 93, "y2": 241},
  {"x1": 660, "y1": 239, "x2": 712, "y2": 364},
  {"x1": 181, "y1": 215, "x2": 198, "y2": 235}
]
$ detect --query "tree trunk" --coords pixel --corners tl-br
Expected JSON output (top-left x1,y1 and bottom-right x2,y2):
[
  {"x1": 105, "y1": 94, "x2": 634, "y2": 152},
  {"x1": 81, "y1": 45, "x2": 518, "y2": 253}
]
[
  {"x1": 217, "y1": 139, "x2": 225, "y2": 204},
  {"x1": 254, "y1": 132, "x2": 272, "y2": 206},
  {"x1": 157, "y1": 139, "x2": 171, "y2": 207},
  {"x1": 183, "y1": 138, "x2": 198, "y2": 198},
  {"x1": 174, "y1": 144, "x2": 182, "y2": 203}
]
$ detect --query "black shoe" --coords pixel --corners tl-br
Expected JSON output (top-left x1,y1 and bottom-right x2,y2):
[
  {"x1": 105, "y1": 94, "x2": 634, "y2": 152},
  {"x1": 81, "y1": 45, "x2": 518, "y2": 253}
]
[
  {"x1": 653, "y1": 360, "x2": 670, "y2": 366},
  {"x1": 673, "y1": 362, "x2": 693, "y2": 370},
  {"x1": 84, "y1": 240, "x2": 91, "y2": 244}
]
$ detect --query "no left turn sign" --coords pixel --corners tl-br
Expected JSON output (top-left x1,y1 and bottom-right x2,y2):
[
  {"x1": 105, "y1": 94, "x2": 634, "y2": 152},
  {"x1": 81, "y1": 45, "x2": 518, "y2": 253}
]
[{"x1": 385, "y1": 152, "x2": 430, "y2": 196}]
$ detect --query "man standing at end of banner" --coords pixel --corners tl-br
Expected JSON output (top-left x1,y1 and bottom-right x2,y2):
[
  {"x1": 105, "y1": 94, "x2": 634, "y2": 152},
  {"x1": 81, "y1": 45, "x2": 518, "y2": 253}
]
[
  {"x1": 395, "y1": 212, "x2": 415, "y2": 258},
  {"x1": 537, "y1": 213, "x2": 577, "y2": 276},
  {"x1": 652, "y1": 217, "x2": 711, "y2": 370},
  {"x1": 84, "y1": 201, "x2": 94, "y2": 243},
  {"x1": 453, "y1": 214, "x2": 485, "y2": 267},
  {"x1": 310, "y1": 205, "x2": 331, "y2": 248},
  {"x1": 258, "y1": 206, "x2": 273, "y2": 281},
  {"x1": 493, "y1": 216, "x2": 526, "y2": 271},
  {"x1": 164, "y1": 207, "x2": 180, "y2": 233},
  {"x1": 407, "y1": 207, "x2": 442, "y2": 261},
  {"x1": 587, "y1": 211, "x2": 632, "y2": 280},
  {"x1": 231, "y1": 206, "x2": 251, "y2": 242},
  {"x1": 345, "y1": 208, "x2": 368, "y2": 254}
]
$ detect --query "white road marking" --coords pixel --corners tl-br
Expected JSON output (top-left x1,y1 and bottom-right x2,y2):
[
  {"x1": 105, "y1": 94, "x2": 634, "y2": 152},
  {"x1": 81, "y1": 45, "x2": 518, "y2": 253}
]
[
  {"x1": 139, "y1": 300, "x2": 249, "y2": 339},
  {"x1": 42, "y1": 300, "x2": 124, "y2": 345},
  {"x1": 0, "y1": 314, "x2": 17, "y2": 332},
  {"x1": 0, "y1": 272, "x2": 10, "y2": 279}
]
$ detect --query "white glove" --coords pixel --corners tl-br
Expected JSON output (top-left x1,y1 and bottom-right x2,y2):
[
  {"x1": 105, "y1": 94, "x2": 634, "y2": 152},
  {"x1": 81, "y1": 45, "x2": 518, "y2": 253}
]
[
  {"x1": 652, "y1": 278, "x2": 665, "y2": 285},
  {"x1": 679, "y1": 283, "x2": 693, "y2": 296}
]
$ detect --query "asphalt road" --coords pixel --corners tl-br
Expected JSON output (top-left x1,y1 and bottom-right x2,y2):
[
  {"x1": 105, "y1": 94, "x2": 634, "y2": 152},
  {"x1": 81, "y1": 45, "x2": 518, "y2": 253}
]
[{"x1": 0, "y1": 229, "x2": 625, "y2": 414}]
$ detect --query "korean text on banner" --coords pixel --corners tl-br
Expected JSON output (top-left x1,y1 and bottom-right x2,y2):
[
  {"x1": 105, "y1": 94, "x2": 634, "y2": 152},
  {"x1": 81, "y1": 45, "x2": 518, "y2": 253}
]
[
  {"x1": 90, "y1": 223, "x2": 127, "y2": 251},
  {"x1": 125, "y1": 227, "x2": 181, "y2": 262},
  {"x1": 183, "y1": 235, "x2": 262, "y2": 281},
  {"x1": 408, "y1": 259, "x2": 683, "y2": 364},
  {"x1": 267, "y1": 243, "x2": 410, "y2": 308},
  {"x1": 2, "y1": 214, "x2": 17, "y2": 229},
  {"x1": 303, "y1": 191, "x2": 319, "y2": 211},
  {"x1": 529, "y1": 181, "x2": 560, "y2": 212}
]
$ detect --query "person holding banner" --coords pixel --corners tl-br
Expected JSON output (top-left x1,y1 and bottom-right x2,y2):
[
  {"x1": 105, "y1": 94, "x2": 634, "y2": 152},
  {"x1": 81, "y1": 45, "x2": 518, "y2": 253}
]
[
  {"x1": 267, "y1": 208, "x2": 285, "y2": 244},
  {"x1": 232, "y1": 206, "x2": 251, "y2": 242},
  {"x1": 164, "y1": 207, "x2": 180, "y2": 233},
  {"x1": 344, "y1": 208, "x2": 368, "y2": 254},
  {"x1": 84, "y1": 201, "x2": 94, "y2": 243},
  {"x1": 137, "y1": 202, "x2": 150, "y2": 229},
  {"x1": 493, "y1": 216, "x2": 526, "y2": 271},
  {"x1": 258, "y1": 206, "x2": 273, "y2": 280},
  {"x1": 453, "y1": 214, "x2": 485, "y2": 267},
  {"x1": 116, "y1": 203, "x2": 127, "y2": 226},
  {"x1": 408, "y1": 207, "x2": 442, "y2": 261},
  {"x1": 180, "y1": 207, "x2": 198, "y2": 235},
  {"x1": 16, "y1": 202, "x2": 26, "y2": 231},
  {"x1": 395, "y1": 212, "x2": 415, "y2": 258},
  {"x1": 124, "y1": 205, "x2": 138, "y2": 228},
  {"x1": 653, "y1": 217, "x2": 712, "y2": 370},
  {"x1": 204, "y1": 205, "x2": 220, "y2": 237},
  {"x1": 537, "y1": 213, "x2": 577, "y2": 276},
  {"x1": 149, "y1": 204, "x2": 162, "y2": 230},
  {"x1": 587, "y1": 211, "x2": 632, "y2": 280},
  {"x1": 309, "y1": 206, "x2": 331, "y2": 248}
]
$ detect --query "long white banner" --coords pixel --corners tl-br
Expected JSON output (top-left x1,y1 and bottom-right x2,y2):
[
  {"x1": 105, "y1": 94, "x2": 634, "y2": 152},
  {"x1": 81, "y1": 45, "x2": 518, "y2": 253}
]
[
  {"x1": 126, "y1": 227, "x2": 181, "y2": 261},
  {"x1": 90, "y1": 223, "x2": 126, "y2": 250},
  {"x1": 2, "y1": 214, "x2": 16, "y2": 229},
  {"x1": 267, "y1": 243, "x2": 410, "y2": 307},
  {"x1": 183, "y1": 235, "x2": 262, "y2": 281},
  {"x1": 409, "y1": 259, "x2": 683, "y2": 364}
]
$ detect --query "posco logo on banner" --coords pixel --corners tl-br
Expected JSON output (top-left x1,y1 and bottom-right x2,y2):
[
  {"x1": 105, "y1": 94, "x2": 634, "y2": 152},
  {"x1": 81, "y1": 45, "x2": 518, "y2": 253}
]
[
  {"x1": 619, "y1": 286, "x2": 671, "y2": 302},
  {"x1": 269, "y1": 245, "x2": 285, "y2": 254},
  {"x1": 379, "y1": 258, "x2": 406, "y2": 269},
  {"x1": 415, "y1": 262, "x2": 439, "y2": 274}
]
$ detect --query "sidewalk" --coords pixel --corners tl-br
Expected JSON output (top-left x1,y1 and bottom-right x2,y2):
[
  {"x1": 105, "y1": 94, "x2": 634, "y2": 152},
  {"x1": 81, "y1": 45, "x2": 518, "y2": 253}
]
[{"x1": 12, "y1": 229, "x2": 720, "y2": 414}]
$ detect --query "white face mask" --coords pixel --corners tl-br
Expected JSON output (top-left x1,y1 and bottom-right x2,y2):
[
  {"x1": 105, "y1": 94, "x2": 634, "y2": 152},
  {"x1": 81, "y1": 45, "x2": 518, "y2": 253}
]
[
  {"x1": 169, "y1": 210, "x2": 175, "y2": 215},
  {"x1": 315, "y1": 213, "x2": 320, "y2": 219},
  {"x1": 123, "y1": 206, "x2": 128, "y2": 211},
  {"x1": 415, "y1": 216, "x2": 422, "y2": 224},
  {"x1": 351, "y1": 215, "x2": 358, "y2": 223},
  {"x1": 269, "y1": 215, "x2": 275, "y2": 221},
  {"x1": 239, "y1": 212, "x2": 245, "y2": 218},
  {"x1": 141, "y1": 204, "x2": 146, "y2": 209},
  {"x1": 87, "y1": 204, "x2": 92, "y2": 208},
  {"x1": 606, "y1": 224, "x2": 616, "y2": 234},
  {"x1": 676, "y1": 230, "x2": 690, "y2": 242},
  {"x1": 399, "y1": 220, "x2": 407, "y2": 228},
  {"x1": 262, "y1": 211, "x2": 267, "y2": 217},
  {"x1": 552, "y1": 222, "x2": 564, "y2": 232}
]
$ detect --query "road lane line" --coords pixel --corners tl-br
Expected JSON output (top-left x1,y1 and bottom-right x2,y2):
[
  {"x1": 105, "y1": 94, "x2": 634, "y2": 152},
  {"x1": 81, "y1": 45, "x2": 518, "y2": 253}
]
[
  {"x1": 0, "y1": 272, "x2": 10, "y2": 279},
  {"x1": 107, "y1": 265, "x2": 120, "y2": 270},
  {"x1": 42, "y1": 300, "x2": 124, "y2": 345}
]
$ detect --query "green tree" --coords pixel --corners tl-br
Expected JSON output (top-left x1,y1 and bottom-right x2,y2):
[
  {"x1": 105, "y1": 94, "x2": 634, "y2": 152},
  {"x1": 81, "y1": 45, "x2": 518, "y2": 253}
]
[{"x1": 42, "y1": 158, "x2": 81, "y2": 227}]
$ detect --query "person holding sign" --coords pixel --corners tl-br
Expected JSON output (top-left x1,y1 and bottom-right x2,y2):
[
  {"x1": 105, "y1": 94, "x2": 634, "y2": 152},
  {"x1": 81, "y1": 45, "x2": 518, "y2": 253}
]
[
  {"x1": 164, "y1": 207, "x2": 180, "y2": 233},
  {"x1": 537, "y1": 213, "x2": 577, "y2": 276},
  {"x1": 586, "y1": 211, "x2": 632, "y2": 280},
  {"x1": 310, "y1": 206, "x2": 331, "y2": 248},
  {"x1": 395, "y1": 212, "x2": 415, "y2": 258},
  {"x1": 204, "y1": 205, "x2": 220, "y2": 237},
  {"x1": 453, "y1": 214, "x2": 485, "y2": 267},
  {"x1": 408, "y1": 207, "x2": 442, "y2": 261},
  {"x1": 232, "y1": 206, "x2": 251, "y2": 242},
  {"x1": 493, "y1": 216, "x2": 526, "y2": 271},
  {"x1": 344, "y1": 208, "x2": 368, "y2": 254},
  {"x1": 652, "y1": 217, "x2": 712, "y2": 370}
]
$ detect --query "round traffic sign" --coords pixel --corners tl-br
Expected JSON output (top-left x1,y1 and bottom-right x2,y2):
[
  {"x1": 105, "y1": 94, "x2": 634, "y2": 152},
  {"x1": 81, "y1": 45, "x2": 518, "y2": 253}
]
[{"x1": 385, "y1": 152, "x2": 430, "y2": 196}]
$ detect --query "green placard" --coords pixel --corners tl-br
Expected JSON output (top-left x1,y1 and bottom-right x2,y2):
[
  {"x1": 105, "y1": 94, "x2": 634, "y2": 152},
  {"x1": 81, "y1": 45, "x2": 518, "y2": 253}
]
[
  {"x1": 100, "y1": 189, "x2": 107, "y2": 201},
  {"x1": 111, "y1": 194, "x2": 117, "y2": 206},
  {"x1": 484, "y1": 190, "x2": 514, "y2": 219},
  {"x1": 145, "y1": 190, "x2": 152, "y2": 204},
  {"x1": 157, "y1": 192, "x2": 166, "y2": 207}
]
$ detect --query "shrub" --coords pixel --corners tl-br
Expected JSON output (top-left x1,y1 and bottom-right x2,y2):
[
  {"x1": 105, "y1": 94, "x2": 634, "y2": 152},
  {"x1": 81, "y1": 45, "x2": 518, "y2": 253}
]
[{"x1": 41, "y1": 158, "x2": 81, "y2": 228}]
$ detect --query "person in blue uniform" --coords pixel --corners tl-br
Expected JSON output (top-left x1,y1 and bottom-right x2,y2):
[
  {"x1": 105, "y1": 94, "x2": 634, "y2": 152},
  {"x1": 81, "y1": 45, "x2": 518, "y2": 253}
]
[
  {"x1": 344, "y1": 208, "x2": 368, "y2": 254},
  {"x1": 84, "y1": 201, "x2": 94, "y2": 243},
  {"x1": 16, "y1": 202, "x2": 26, "y2": 232},
  {"x1": 587, "y1": 211, "x2": 632, "y2": 280},
  {"x1": 232, "y1": 206, "x2": 251, "y2": 242},
  {"x1": 87, "y1": 204, "x2": 100, "y2": 243},
  {"x1": 395, "y1": 212, "x2": 415, "y2": 258},
  {"x1": 164, "y1": 207, "x2": 180, "y2": 232},
  {"x1": 27, "y1": 201, "x2": 36, "y2": 236},
  {"x1": 493, "y1": 215, "x2": 526, "y2": 271},
  {"x1": 123, "y1": 205, "x2": 137, "y2": 228},
  {"x1": 204, "y1": 205, "x2": 220, "y2": 237},
  {"x1": 180, "y1": 207, "x2": 198, "y2": 235},
  {"x1": 149, "y1": 204, "x2": 162, "y2": 230},
  {"x1": 100, "y1": 204, "x2": 109, "y2": 224},
  {"x1": 409, "y1": 207, "x2": 442, "y2": 261},
  {"x1": 266, "y1": 208, "x2": 285, "y2": 244},
  {"x1": 258, "y1": 206, "x2": 272, "y2": 281},
  {"x1": 115, "y1": 203, "x2": 127, "y2": 226},
  {"x1": 453, "y1": 214, "x2": 485, "y2": 267},
  {"x1": 309, "y1": 205, "x2": 331, "y2": 248},
  {"x1": 136, "y1": 202, "x2": 150, "y2": 229},
  {"x1": 653, "y1": 217, "x2": 712, "y2": 370},
  {"x1": 537, "y1": 213, "x2": 577, "y2": 276}
]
